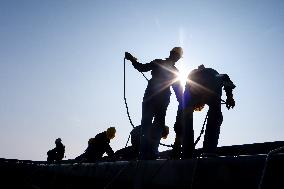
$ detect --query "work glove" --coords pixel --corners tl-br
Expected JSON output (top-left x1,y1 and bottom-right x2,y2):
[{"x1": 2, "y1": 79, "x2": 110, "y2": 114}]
[
  {"x1": 125, "y1": 52, "x2": 137, "y2": 62},
  {"x1": 226, "y1": 97, "x2": 235, "y2": 110}
]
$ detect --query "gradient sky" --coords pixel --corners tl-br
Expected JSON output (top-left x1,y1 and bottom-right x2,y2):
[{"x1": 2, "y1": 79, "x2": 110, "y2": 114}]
[{"x1": 0, "y1": 0, "x2": 283, "y2": 160}]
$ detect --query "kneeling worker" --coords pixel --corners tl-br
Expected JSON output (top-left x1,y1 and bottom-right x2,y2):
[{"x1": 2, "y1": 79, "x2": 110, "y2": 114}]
[
  {"x1": 114, "y1": 125, "x2": 169, "y2": 160},
  {"x1": 76, "y1": 127, "x2": 116, "y2": 162},
  {"x1": 47, "y1": 138, "x2": 65, "y2": 163}
]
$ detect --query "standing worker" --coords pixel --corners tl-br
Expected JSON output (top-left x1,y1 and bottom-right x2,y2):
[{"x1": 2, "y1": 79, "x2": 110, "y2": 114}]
[
  {"x1": 125, "y1": 47, "x2": 183, "y2": 159},
  {"x1": 174, "y1": 64, "x2": 236, "y2": 158}
]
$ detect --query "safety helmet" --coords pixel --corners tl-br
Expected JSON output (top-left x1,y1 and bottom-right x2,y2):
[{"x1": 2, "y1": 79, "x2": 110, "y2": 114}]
[
  {"x1": 106, "y1": 127, "x2": 116, "y2": 139},
  {"x1": 55, "y1": 138, "x2": 62, "y2": 143},
  {"x1": 171, "y1": 47, "x2": 183, "y2": 58},
  {"x1": 88, "y1": 137, "x2": 95, "y2": 145},
  {"x1": 198, "y1": 64, "x2": 205, "y2": 69}
]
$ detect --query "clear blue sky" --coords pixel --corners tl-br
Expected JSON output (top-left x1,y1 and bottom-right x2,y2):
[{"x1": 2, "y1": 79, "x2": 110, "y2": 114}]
[{"x1": 0, "y1": 0, "x2": 283, "y2": 160}]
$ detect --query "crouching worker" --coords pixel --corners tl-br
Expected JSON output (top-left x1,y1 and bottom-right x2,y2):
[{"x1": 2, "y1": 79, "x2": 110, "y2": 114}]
[
  {"x1": 47, "y1": 138, "x2": 65, "y2": 163},
  {"x1": 114, "y1": 125, "x2": 169, "y2": 160},
  {"x1": 76, "y1": 127, "x2": 116, "y2": 162}
]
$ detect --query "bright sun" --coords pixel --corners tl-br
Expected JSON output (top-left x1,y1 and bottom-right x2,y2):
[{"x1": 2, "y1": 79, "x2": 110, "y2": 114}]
[{"x1": 177, "y1": 64, "x2": 189, "y2": 90}]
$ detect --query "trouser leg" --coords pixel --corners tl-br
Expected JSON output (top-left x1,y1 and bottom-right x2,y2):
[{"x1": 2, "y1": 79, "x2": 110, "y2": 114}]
[
  {"x1": 203, "y1": 102, "x2": 223, "y2": 154},
  {"x1": 182, "y1": 108, "x2": 194, "y2": 158},
  {"x1": 172, "y1": 105, "x2": 183, "y2": 158},
  {"x1": 152, "y1": 104, "x2": 168, "y2": 158},
  {"x1": 139, "y1": 100, "x2": 154, "y2": 159}
]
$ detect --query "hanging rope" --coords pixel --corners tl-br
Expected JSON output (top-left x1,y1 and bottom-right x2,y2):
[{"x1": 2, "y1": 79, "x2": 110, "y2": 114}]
[
  {"x1": 124, "y1": 58, "x2": 135, "y2": 129},
  {"x1": 125, "y1": 133, "x2": 131, "y2": 148},
  {"x1": 194, "y1": 111, "x2": 209, "y2": 147},
  {"x1": 194, "y1": 99, "x2": 227, "y2": 147}
]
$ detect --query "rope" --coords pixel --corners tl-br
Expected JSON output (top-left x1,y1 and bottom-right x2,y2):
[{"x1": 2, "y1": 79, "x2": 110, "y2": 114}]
[
  {"x1": 141, "y1": 71, "x2": 149, "y2": 82},
  {"x1": 194, "y1": 111, "x2": 209, "y2": 147},
  {"x1": 159, "y1": 143, "x2": 173, "y2": 148},
  {"x1": 124, "y1": 58, "x2": 135, "y2": 129},
  {"x1": 125, "y1": 133, "x2": 131, "y2": 148}
]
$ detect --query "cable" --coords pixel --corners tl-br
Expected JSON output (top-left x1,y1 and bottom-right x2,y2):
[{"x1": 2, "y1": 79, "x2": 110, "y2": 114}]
[{"x1": 194, "y1": 99, "x2": 227, "y2": 147}]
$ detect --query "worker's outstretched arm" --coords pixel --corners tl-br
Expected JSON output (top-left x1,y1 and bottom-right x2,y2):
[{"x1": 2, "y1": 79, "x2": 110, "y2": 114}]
[
  {"x1": 125, "y1": 52, "x2": 154, "y2": 72},
  {"x1": 221, "y1": 74, "x2": 236, "y2": 109}
]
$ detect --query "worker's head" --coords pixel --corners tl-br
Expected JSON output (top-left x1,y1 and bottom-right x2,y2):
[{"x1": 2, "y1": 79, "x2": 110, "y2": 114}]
[
  {"x1": 106, "y1": 127, "x2": 116, "y2": 140},
  {"x1": 198, "y1": 64, "x2": 205, "y2": 69},
  {"x1": 169, "y1": 47, "x2": 183, "y2": 62},
  {"x1": 88, "y1": 137, "x2": 95, "y2": 145},
  {"x1": 55, "y1": 138, "x2": 61, "y2": 144},
  {"x1": 161, "y1": 126, "x2": 169, "y2": 139}
]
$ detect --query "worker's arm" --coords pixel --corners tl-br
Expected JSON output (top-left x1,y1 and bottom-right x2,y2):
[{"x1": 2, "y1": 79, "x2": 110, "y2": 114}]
[
  {"x1": 221, "y1": 74, "x2": 236, "y2": 109},
  {"x1": 125, "y1": 52, "x2": 154, "y2": 72},
  {"x1": 105, "y1": 144, "x2": 114, "y2": 156}
]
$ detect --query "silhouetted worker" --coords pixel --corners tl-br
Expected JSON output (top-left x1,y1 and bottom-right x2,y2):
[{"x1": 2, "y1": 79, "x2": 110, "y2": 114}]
[
  {"x1": 125, "y1": 47, "x2": 183, "y2": 159},
  {"x1": 174, "y1": 64, "x2": 236, "y2": 158},
  {"x1": 76, "y1": 127, "x2": 116, "y2": 162},
  {"x1": 114, "y1": 125, "x2": 169, "y2": 160},
  {"x1": 47, "y1": 138, "x2": 65, "y2": 163}
]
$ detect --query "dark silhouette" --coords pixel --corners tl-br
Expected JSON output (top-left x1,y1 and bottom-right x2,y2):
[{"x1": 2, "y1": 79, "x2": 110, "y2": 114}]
[
  {"x1": 114, "y1": 125, "x2": 169, "y2": 160},
  {"x1": 125, "y1": 47, "x2": 183, "y2": 159},
  {"x1": 173, "y1": 64, "x2": 236, "y2": 158},
  {"x1": 47, "y1": 138, "x2": 65, "y2": 163},
  {"x1": 75, "y1": 127, "x2": 116, "y2": 162}
]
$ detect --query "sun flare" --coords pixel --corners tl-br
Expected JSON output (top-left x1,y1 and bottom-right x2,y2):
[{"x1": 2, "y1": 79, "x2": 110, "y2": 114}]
[{"x1": 177, "y1": 64, "x2": 189, "y2": 91}]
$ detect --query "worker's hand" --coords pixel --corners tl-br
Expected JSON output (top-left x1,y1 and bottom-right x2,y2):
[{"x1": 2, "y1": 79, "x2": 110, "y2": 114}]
[
  {"x1": 226, "y1": 97, "x2": 235, "y2": 110},
  {"x1": 125, "y1": 52, "x2": 137, "y2": 62}
]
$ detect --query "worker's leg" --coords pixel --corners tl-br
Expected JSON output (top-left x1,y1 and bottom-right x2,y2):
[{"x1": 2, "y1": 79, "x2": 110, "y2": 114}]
[
  {"x1": 203, "y1": 101, "x2": 223, "y2": 154},
  {"x1": 182, "y1": 107, "x2": 194, "y2": 158},
  {"x1": 172, "y1": 104, "x2": 183, "y2": 159},
  {"x1": 181, "y1": 87, "x2": 195, "y2": 159},
  {"x1": 151, "y1": 99, "x2": 169, "y2": 158},
  {"x1": 139, "y1": 99, "x2": 154, "y2": 159}
]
